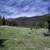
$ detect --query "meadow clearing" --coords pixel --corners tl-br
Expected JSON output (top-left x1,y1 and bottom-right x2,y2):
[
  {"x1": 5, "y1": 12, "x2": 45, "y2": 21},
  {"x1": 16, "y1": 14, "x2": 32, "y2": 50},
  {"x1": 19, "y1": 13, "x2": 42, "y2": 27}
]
[{"x1": 0, "y1": 26, "x2": 50, "y2": 50}]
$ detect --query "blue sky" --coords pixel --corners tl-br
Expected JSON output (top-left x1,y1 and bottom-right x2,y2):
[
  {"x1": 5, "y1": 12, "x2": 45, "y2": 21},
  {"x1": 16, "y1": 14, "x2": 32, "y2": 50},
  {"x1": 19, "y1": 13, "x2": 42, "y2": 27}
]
[{"x1": 0, "y1": 0, "x2": 49, "y2": 18}]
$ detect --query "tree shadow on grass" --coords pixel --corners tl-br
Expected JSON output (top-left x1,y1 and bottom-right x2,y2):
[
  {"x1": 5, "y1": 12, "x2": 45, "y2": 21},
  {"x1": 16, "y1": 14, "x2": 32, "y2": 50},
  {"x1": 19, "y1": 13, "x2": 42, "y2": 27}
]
[
  {"x1": 43, "y1": 32, "x2": 50, "y2": 36},
  {"x1": 0, "y1": 39, "x2": 8, "y2": 48}
]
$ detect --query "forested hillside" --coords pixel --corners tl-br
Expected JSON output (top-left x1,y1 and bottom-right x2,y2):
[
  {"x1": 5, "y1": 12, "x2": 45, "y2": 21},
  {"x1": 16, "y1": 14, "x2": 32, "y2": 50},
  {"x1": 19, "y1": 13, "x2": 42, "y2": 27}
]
[
  {"x1": 6, "y1": 14, "x2": 50, "y2": 28},
  {"x1": 0, "y1": 14, "x2": 50, "y2": 28}
]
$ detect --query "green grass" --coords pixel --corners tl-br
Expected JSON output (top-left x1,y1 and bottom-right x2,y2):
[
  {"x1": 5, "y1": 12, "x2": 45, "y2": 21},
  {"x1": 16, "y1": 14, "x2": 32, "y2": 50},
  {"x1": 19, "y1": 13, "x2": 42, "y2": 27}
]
[{"x1": 0, "y1": 26, "x2": 50, "y2": 50}]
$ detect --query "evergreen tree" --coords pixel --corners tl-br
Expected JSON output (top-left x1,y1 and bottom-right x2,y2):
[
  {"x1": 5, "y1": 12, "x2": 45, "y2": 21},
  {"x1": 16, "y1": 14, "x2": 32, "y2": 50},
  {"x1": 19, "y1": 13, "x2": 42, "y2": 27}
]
[
  {"x1": 2, "y1": 16, "x2": 6, "y2": 25},
  {"x1": 0, "y1": 16, "x2": 3, "y2": 25}
]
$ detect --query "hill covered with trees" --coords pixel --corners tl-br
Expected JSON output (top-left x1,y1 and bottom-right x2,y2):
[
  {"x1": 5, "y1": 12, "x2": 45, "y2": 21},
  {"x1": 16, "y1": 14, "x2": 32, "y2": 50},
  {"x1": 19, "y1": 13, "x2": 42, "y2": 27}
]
[
  {"x1": 0, "y1": 16, "x2": 6, "y2": 25},
  {"x1": 0, "y1": 14, "x2": 50, "y2": 28},
  {"x1": 6, "y1": 14, "x2": 50, "y2": 28}
]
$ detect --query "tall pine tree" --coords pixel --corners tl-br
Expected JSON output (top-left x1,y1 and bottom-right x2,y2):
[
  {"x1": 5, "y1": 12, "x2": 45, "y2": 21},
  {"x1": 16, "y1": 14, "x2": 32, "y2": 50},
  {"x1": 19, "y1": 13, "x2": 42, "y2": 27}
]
[
  {"x1": 0, "y1": 16, "x2": 3, "y2": 25},
  {"x1": 2, "y1": 16, "x2": 6, "y2": 25}
]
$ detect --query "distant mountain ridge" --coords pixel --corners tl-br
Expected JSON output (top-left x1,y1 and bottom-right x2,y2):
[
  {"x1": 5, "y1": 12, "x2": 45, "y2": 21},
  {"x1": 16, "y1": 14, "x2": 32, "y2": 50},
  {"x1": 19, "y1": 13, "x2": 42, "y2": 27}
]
[
  {"x1": 6, "y1": 14, "x2": 50, "y2": 28},
  {"x1": 7, "y1": 14, "x2": 50, "y2": 21}
]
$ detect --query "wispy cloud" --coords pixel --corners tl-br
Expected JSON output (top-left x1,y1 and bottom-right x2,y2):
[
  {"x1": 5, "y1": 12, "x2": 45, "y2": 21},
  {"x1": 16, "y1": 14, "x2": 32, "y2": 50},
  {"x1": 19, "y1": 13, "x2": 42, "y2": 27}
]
[{"x1": 0, "y1": 0, "x2": 49, "y2": 18}]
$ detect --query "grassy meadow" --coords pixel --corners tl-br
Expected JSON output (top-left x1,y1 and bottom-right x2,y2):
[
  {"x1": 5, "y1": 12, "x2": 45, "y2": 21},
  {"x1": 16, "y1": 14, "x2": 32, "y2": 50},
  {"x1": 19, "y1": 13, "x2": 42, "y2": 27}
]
[{"x1": 0, "y1": 26, "x2": 50, "y2": 50}]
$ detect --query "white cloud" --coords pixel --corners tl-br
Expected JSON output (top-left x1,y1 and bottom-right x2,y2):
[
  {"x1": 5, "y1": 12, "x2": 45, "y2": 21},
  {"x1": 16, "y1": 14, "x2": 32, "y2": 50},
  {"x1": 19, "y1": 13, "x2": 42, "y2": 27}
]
[{"x1": 0, "y1": 0, "x2": 49, "y2": 18}]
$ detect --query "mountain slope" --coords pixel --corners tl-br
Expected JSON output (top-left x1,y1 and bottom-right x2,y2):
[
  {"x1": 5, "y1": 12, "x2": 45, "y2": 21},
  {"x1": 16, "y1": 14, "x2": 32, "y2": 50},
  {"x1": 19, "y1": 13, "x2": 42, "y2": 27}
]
[{"x1": 6, "y1": 14, "x2": 50, "y2": 27}]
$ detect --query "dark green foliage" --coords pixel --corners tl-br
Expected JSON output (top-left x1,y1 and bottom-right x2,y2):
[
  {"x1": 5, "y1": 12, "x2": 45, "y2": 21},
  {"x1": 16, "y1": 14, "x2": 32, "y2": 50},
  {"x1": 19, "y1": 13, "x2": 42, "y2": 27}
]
[
  {"x1": 7, "y1": 21, "x2": 18, "y2": 26},
  {"x1": 0, "y1": 16, "x2": 3, "y2": 25},
  {"x1": 43, "y1": 33, "x2": 50, "y2": 36},
  {"x1": 6, "y1": 14, "x2": 50, "y2": 28},
  {"x1": 0, "y1": 14, "x2": 50, "y2": 28},
  {"x1": 0, "y1": 16, "x2": 6, "y2": 25},
  {"x1": 0, "y1": 39, "x2": 8, "y2": 47},
  {"x1": 2, "y1": 16, "x2": 6, "y2": 25},
  {"x1": 47, "y1": 16, "x2": 50, "y2": 32}
]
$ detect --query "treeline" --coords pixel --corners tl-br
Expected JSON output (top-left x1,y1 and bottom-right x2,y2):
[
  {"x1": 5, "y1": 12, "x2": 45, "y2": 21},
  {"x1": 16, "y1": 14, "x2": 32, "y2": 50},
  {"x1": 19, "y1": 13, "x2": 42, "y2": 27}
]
[
  {"x1": 7, "y1": 19, "x2": 48, "y2": 28},
  {"x1": 6, "y1": 15, "x2": 49, "y2": 28},
  {"x1": 0, "y1": 14, "x2": 50, "y2": 28}
]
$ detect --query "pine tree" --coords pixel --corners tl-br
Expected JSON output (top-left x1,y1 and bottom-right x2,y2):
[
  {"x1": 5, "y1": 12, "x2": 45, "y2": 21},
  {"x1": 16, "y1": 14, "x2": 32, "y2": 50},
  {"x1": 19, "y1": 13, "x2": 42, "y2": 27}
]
[
  {"x1": 0, "y1": 16, "x2": 3, "y2": 25},
  {"x1": 2, "y1": 16, "x2": 6, "y2": 25}
]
